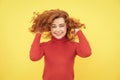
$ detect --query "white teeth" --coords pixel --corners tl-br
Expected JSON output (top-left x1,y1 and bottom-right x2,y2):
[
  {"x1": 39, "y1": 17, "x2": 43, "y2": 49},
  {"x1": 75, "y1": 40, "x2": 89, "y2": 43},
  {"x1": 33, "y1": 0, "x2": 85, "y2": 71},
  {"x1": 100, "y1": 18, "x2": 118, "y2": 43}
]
[
  {"x1": 55, "y1": 33, "x2": 62, "y2": 36},
  {"x1": 55, "y1": 32, "x2": 62, "y2": 34}
]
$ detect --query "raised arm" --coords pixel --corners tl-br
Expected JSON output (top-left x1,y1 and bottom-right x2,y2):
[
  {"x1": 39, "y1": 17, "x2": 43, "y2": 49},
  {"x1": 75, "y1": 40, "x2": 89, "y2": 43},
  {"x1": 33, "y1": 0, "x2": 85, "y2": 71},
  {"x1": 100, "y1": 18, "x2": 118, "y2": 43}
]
[
  {"x1": 75, "y1": 30, "x2": 92, "y2": 58},
  {"x1": 29, "y1": 33, "x2": 44, "y2": 61}
]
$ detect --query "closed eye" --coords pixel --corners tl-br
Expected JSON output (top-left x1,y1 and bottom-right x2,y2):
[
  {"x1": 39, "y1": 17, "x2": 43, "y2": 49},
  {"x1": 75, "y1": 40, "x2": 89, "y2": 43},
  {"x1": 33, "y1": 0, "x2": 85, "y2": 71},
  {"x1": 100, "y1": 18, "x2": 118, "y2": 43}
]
[
  {"x1": 51, "y1": 24, "x2": 56, "y2": 28},
  {"x1": 59, "y1": 23, "x2": 66, "y2": 27}
]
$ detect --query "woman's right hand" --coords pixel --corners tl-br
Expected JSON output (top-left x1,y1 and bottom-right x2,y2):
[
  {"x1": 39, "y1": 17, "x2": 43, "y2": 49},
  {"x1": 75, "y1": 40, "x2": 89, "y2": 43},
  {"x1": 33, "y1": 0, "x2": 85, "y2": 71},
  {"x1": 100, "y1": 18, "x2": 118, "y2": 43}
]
[{"x1": 36, "y1": 31, "x2": 41, "y2": 34}]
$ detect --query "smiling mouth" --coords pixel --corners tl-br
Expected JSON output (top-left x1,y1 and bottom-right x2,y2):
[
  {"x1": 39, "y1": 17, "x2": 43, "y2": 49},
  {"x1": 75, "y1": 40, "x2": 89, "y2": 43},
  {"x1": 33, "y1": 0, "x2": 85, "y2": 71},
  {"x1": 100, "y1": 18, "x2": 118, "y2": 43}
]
[
  {"x1": 54, "y1": 33, "x2": 63, "y2": 36},
  {"x1": 55, "y1": 34, "x2": 62, "y2": 36}
]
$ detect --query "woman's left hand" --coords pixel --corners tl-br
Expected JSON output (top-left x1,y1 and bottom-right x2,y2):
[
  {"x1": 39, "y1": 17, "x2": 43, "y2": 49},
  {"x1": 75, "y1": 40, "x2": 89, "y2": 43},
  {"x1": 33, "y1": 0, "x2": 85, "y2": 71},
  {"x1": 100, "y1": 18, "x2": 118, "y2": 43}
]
[{"x1": 75, "y1": 28, "x2": 80, "y2": 34}]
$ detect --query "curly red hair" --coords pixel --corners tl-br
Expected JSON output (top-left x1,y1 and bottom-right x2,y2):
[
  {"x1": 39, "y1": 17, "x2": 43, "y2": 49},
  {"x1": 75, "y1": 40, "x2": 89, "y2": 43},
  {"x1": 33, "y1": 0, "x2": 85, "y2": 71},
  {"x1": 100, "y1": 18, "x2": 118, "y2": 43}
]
[{"x1": 29, "y1": 9, "x2": 85, "y2": 40}]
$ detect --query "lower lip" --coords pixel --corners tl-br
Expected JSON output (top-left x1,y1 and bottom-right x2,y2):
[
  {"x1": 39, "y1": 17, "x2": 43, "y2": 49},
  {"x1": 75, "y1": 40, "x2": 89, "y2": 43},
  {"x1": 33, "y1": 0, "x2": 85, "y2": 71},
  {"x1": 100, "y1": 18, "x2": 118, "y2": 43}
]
[{"x1": 55, "y1": 34, "x2": 62, "y2": 36}]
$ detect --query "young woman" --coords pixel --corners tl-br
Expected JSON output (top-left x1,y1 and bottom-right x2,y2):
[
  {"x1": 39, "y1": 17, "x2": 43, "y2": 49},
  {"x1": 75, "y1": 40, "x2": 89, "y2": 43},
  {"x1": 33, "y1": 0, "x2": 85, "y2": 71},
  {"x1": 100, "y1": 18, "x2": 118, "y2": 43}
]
[{"x1": 29, "y1": 9, "x2": 92, "y2": 80}]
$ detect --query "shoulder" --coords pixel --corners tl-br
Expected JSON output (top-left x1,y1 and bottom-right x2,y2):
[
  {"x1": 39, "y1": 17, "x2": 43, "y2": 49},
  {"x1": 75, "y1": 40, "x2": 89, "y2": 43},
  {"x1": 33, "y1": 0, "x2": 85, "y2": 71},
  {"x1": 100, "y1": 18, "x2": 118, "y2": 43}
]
[
  {"x1": 68, "y1": 40, "x2": 80, "y2": 47},
  {"x1": 40, "y1": 40, "x2": 52, "y2": 46},
  {"x1": 67, "y1": 40, "x2": 77, "y2": 46}
]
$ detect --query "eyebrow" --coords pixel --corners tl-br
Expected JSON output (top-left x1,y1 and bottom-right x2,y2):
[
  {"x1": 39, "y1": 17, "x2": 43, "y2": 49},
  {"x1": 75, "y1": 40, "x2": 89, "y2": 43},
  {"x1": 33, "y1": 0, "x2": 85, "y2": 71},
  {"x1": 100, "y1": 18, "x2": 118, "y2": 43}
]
[{"x1": 52, "y1": 23, "x2": 65, "y2": 25}]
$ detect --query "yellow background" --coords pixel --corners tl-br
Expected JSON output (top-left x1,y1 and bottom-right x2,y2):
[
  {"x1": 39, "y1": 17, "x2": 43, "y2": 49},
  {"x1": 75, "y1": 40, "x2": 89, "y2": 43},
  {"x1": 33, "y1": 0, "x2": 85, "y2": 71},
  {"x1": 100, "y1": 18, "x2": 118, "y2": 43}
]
[{"x1": 0, "y1": 0, "x2": 120, "y2": 80}]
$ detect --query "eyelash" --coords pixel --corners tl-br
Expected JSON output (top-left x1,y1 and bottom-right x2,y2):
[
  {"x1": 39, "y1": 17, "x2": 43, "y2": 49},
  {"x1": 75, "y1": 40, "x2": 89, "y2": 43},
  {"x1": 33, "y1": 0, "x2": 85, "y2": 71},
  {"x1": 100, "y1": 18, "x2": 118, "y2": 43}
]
[
  {"x1": 51, "y1": 26, "x2": 56, "y2": 28},
  {"x1": 59, "y1": 25, "x2": 64, "y2": 27},
  {"x1": 51, "y1": 24, "x2": 65, "y2": 28}
]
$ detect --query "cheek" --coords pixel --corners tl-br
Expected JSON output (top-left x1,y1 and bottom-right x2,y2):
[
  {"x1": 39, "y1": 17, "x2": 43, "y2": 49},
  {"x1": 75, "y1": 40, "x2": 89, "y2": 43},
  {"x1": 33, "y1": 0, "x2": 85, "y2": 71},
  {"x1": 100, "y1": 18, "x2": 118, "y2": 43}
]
[
  {"x1": 50, "y1": 29, "x2": 56, "y2": 36},
  {"x1": 50, "y1": 28, "x2": 55, "y2": 33},
  {"x1": 63, "y1": 28, "x2": 67, "y2": 33}
]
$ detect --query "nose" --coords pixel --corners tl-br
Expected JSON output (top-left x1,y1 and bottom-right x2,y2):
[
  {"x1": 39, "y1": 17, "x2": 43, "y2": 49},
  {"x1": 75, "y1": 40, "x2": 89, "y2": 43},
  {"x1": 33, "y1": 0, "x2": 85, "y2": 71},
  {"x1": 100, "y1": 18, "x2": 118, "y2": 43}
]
[{"x1": 55, "y1": 27, "x2": 61, "y2": 32}]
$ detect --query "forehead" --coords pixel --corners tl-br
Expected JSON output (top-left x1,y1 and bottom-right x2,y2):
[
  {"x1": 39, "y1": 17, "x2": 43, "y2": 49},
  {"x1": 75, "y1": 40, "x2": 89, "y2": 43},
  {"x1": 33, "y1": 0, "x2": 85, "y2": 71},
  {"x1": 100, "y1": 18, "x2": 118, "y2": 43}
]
[{"x1": 52, "y1": 17, "x2": 65, "y2": 24}]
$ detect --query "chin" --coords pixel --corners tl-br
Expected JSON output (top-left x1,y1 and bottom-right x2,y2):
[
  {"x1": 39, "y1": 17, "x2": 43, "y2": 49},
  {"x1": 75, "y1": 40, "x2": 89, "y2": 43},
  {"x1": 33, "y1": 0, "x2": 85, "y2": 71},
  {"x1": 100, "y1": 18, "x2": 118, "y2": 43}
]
[
  {"x1": 56, "y1": 37, "x2": 63, "y2": 39},
  {"x1": 55, "y1": 36, "x2": 64, "y2": 39}
]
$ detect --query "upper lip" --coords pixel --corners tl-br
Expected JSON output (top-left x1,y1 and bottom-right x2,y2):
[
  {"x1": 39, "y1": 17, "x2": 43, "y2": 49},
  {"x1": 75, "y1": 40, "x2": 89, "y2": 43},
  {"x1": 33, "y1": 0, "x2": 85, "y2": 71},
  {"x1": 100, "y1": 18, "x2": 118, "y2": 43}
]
[{"x1": 54, "y1": 33, "x2": 62, "y2": 35}]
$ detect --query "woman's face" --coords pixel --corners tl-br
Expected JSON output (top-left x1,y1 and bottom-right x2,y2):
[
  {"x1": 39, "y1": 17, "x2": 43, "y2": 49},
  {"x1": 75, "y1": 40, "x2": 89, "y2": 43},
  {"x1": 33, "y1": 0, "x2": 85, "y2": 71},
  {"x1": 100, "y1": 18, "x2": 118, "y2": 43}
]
[{"x1": 51, "y1": 17, "x2": 67, "y2": 39}]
